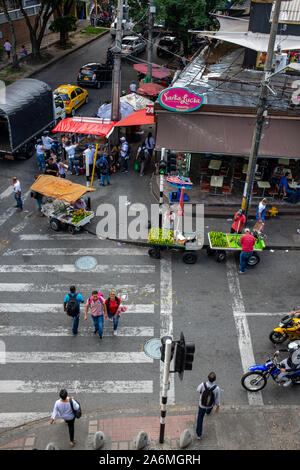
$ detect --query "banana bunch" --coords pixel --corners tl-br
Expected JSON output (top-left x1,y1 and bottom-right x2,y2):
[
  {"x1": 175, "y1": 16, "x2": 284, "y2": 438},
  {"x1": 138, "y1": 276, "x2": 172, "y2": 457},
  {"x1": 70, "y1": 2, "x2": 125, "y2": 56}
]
[{"x1": 209, "y1": 231, "x2": 229, "y2": 248}]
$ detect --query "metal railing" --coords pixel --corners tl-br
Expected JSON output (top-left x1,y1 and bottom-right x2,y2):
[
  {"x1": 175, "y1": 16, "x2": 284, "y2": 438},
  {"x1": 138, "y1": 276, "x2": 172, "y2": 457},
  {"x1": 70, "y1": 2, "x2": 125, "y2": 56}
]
[{"x1": 0, "y1": 3, "x2": 40, "y2": 24}]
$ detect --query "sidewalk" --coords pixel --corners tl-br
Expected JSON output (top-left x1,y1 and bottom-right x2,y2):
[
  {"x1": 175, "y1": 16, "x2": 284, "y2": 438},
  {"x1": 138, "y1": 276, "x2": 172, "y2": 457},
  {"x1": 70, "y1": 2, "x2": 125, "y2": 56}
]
[{"x1": 0, "y1": 403, "x2": 299, "y2": 450}]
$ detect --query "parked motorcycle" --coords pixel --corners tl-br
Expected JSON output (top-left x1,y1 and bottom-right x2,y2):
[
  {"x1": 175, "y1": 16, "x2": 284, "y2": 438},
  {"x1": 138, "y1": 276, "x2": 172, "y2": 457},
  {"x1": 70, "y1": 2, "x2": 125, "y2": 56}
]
[
  {"x1": 241, "y1": 352, "x2": 300, "y2": 391},
  {"x1": 269, "y1": 313, "x2": 300, "y2": 344}
]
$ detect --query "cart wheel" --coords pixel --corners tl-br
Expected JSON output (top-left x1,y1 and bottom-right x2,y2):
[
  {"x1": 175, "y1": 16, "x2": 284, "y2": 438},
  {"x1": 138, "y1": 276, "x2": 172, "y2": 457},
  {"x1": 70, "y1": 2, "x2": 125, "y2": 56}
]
[
  {"x1": 215, "y1": 250, "x2": 226, "y2": 263},
  {"x1": 148, "y1": 247, "x2": 161, "y2": 259},
  {"x1": 50, "y1": 218, "x2": 61, "y2": 232},
  {"x1": 247, "y1": 253, "x2": 260, "y2": 268},
  {"x1": 206, "y1": 247, "x2": 214, "y2": 256},
  {"x1": 67, "y1": 225, "x2": 75, "y2": 235},
  {"x1": 183, "y1": 251, "x2": 197, "y2": 264}
]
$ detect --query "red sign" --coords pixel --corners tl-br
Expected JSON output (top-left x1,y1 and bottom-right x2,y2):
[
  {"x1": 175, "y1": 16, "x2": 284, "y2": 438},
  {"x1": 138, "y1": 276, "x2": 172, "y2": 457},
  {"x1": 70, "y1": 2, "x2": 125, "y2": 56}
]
[
  {"x1": 158, "y1": 87, "x2": 204, "y2": 113},
  {"x1": 146, "y1": 104, "x2": 154, "y2": 115}
]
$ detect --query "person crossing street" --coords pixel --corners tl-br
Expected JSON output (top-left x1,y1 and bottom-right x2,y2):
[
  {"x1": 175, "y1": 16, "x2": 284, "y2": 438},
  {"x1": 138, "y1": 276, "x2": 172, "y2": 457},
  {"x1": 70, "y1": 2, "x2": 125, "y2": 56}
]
[
  {"x1": 196, "y1": 372, "x2": 220, "y2": 440},
  {"x1": 84, "y1": 291, "x2": 107, "y2": 340},
  {"x1": 63, "y1": 286, "x2": 84, "y2": 335}
]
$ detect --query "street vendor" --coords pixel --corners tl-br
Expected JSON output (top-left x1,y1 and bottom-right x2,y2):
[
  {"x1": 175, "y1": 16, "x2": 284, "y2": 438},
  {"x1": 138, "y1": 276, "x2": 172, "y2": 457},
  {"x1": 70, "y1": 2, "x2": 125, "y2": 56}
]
[
  {"x1": 256, "y1": 198, "x2": 267, "y2": 222},
  {"x1": 231, "y1": 209, "x2": 246, "y2": 234},
  {"x1": 73, "y1": 198, "x2": 87, "y2": 210}
]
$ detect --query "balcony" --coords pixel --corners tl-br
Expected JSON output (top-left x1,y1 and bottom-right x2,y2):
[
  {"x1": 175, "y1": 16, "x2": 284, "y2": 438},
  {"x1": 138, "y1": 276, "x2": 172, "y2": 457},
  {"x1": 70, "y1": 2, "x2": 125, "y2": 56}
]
[{"x1": 0, "y1": 3, "x2": 40, "y2": 24}]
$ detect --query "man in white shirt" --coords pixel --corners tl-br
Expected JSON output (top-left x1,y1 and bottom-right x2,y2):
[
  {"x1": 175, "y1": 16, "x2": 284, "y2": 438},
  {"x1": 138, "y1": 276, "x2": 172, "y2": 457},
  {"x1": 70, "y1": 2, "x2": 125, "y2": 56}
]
[
  {"x1": 35, "y1": 139, "x2": 45, "y2": 171},
  {"x1": 42, "y1": 131, "x2": 54, "y2": 159},
  {"x1": 83, "y1": 144, "x2": 95, "y2": 180},
  {"x1": 119, "y1": 137, "x2": 129, "y2": 173},
  {"x1": 4, "y1": 40, "x2": 11, "y2": 59},
  {"x1": 12, "y1": 177, "x2": 22, "y2": 210},
  {"x1": 129, "y1": 82, "x2": 137, "y2": 93},
  {"x1": 65, "y1": 142, "x2": 79, "y2": 175}
]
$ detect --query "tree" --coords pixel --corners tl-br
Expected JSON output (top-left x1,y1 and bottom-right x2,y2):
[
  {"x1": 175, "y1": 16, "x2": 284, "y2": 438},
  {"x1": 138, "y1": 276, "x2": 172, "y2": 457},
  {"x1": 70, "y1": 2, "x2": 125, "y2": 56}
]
[
  {"x1": 16, "y1": 0, "x2": 64, "y2": 61},
  {"x1": 49, "y1": 14, "x2": 77, "y2": 48},
  {"x1": 0, "y1": 0, "x2": 19, "y2": 69}
]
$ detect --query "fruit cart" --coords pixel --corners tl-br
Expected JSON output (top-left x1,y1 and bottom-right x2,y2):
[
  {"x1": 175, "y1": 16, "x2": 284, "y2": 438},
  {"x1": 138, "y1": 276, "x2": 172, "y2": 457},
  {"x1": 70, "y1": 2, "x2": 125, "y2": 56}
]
[
  {"x1": 148, "y1": 227, "x2": 203, "y2": 264},
  {"x1": 207, "y1": 231, "x2": 265, "y2": 265},
  {"x1": 30, "y1": 174, "x2": 95, "y2": 234}
]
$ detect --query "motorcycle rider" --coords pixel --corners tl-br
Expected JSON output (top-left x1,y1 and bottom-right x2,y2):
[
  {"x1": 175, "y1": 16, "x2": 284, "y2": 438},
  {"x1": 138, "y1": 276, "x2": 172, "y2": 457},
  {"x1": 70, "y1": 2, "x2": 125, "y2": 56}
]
[{"x1": 275, "y1": 341, "x2": 300, "y2": 387}]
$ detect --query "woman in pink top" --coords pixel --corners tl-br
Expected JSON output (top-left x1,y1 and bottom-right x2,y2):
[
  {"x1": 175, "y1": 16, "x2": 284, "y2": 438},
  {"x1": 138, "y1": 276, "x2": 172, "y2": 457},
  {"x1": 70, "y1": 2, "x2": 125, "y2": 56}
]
[{"x1": 84, "y1": 291, "x2": 107, "y2": 339}]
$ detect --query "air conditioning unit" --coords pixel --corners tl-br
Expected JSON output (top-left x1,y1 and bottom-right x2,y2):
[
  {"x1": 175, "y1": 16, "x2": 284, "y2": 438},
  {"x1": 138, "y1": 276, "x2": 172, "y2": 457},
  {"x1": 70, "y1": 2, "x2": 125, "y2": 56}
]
[{"x1": 273, "y1": 53, "x2": 288, "y2": 73}]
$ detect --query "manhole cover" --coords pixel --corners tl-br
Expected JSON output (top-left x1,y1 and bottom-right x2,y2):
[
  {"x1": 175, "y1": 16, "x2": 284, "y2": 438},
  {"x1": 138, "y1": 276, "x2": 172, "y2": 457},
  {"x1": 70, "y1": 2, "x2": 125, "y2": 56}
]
[
  {"x1": 75, "y1": 256, "x2": 98, "y2": 271},
  {"x1": 144, "y1": 338, "x2": 162, "y2": 360}
]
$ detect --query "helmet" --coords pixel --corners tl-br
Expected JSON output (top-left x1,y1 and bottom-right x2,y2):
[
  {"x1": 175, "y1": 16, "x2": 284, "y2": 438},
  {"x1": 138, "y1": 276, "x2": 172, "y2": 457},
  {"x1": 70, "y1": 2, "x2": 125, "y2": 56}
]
[{"x1": 288, "y1": 341, "x2": 300, "y2": 352}]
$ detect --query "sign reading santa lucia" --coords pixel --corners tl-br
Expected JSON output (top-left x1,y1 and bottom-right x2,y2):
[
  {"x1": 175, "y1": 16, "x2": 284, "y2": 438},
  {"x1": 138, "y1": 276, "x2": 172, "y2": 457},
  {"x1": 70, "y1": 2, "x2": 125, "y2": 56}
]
[{"x1": 158, "y1": 87, "x2": 204, "y2": 112}]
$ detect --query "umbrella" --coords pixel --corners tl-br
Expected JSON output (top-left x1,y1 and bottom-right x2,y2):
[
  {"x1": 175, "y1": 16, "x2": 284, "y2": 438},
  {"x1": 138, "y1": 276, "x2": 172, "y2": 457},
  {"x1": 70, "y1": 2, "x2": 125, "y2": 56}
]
[
  {"x1": 97, "y1": 102, "x2": 134, "y2": 120},
  {"x1": 137, "y1": 82, "x2": 165, "y2": 97},
  {"x1": 133, "y1": 63, "x2": 172, "y2": 79}
]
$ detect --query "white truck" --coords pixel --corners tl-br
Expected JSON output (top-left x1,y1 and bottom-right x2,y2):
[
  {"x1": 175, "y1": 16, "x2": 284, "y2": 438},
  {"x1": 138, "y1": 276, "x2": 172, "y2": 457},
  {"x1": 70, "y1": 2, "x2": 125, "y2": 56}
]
[{"x1": 0, "y1": 78, "x2": 65, "y2": 160}]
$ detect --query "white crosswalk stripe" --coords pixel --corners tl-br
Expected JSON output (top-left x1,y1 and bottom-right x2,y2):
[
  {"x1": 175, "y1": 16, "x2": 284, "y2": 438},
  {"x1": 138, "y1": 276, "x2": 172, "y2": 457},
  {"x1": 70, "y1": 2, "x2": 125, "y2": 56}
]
[{"x1": 0, "y1": 235, "x2": 160, "y2": 428}]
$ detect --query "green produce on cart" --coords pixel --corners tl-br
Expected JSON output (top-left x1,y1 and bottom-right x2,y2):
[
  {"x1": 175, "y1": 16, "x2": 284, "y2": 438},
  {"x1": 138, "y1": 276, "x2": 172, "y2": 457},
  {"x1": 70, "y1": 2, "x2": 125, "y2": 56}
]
[
  {"x1": 209, "y1": 231, "x2": 229, "y2": 248},
  {"x1": 148, "y1": 227, "x2": 174, "y2": 246}
]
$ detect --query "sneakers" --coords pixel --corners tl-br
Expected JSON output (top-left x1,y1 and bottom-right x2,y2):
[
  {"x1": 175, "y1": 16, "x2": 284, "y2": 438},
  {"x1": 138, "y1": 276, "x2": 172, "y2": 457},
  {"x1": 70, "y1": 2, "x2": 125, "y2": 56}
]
[
  {"x1": 196, "y1": 435, "x2": 202, "y2": 440},
  {"x1": 282, "y1": 379, "x2": 292, "y2": 387},
  {"x1": 239, "y1": 271, "x2": 245, "y2": 274},
  {"x1": 113, "y1": 330, "x2": 118, "y2": 336}
]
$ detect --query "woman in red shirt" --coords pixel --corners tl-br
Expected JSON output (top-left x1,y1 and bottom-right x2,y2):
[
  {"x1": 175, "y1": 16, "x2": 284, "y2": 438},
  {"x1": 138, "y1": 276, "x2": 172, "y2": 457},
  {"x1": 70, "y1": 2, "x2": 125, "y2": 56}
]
[{"x1": 105, "y1": 289, "x2": 121, "y2": 336}]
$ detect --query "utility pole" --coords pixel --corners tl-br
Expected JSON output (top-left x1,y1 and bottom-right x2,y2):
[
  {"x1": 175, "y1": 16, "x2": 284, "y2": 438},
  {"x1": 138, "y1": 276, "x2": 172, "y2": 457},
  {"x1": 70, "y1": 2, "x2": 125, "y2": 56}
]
[
  {"x1": 159, "y1": 338, "x2": 172, "y2": 444},
  {"x1": 146, "y1": 0, "x2": 155, "y2": 81},
  {"x1": 242, "y1": 0, "x2": 283, "y2": 218},
  {"x1": 111, "y1": 0, "x2": 123, "y2": 122}
]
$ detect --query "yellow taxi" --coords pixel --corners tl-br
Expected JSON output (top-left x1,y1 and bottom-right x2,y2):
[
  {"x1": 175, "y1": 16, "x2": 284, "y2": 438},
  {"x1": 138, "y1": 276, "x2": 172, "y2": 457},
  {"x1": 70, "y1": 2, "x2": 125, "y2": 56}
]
[{"x1": 54, "y1": 84, "x2": 88, "y2": 116}]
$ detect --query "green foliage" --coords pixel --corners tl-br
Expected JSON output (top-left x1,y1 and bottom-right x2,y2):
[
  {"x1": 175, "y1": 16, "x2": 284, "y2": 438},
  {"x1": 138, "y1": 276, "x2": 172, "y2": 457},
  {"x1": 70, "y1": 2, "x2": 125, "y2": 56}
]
[
  {"x1": 50, "y1": 14, "x2": 77, "y2": 34},
  {"x1": 80, "y1": 26, "x2": 107, "y2": 35}
]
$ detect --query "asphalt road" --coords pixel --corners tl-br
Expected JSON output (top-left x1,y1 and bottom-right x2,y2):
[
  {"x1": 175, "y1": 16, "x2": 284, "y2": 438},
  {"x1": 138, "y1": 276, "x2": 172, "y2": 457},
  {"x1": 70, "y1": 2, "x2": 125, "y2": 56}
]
[{"x1": 0, "y1": 34, "x2": 299, "y2": 431}]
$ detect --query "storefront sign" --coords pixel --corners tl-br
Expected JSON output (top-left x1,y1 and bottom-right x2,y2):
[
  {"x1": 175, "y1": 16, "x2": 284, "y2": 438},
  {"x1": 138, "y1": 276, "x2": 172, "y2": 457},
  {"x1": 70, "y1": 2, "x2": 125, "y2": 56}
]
[{"x1": 158, "y1": 87, "x2": 204, "y2": 113}]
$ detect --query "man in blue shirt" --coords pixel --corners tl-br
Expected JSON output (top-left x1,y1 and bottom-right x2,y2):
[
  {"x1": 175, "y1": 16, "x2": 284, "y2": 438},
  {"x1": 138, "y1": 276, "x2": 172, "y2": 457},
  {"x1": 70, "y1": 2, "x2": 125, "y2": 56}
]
[
  {"x1": 64, "y1": 286, "x2": 84, "y2": 335},
  {"x1": 280, "y1": 172, "x2": 296, "y2": 203}
]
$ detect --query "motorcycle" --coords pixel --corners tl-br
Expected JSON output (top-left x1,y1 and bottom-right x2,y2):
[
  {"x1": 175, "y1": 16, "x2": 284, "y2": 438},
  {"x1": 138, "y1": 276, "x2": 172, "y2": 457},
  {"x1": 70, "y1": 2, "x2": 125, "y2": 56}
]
[
  {"x1": 241, "y1": 352, "x2": 300, "y2": 391},
  {"x1": 269, "y1": 313, "x2": 300, "y2": 344}
]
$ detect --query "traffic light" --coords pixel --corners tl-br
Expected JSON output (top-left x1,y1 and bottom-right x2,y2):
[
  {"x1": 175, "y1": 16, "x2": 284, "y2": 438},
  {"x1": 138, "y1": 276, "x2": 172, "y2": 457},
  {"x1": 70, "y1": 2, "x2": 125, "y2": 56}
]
[
  {"x1": 174, "y1": 332, "x2": 195, "y2": 381},
  {"x1": 167, "y1": 151, "x2": 177, "y2": 173},
  {"x1": 160, "y1": 336, "x2": 175, "y2": 362},
  {"x1": 159, "y1": 160, "x2": 167, "y2": 175}
]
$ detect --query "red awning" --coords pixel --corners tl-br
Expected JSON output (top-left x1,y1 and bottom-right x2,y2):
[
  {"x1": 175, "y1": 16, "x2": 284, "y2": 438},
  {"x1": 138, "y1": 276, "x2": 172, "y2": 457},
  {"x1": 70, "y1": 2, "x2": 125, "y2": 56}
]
[
  {"x1": 133, "y1": 63, "x2": 172, "y2": 79},
  {"x1": 114, "y1": 108, "x2": 154, "y2": 127},
  {"x1": 52, "y1": 117, "x2": 116, "y2": 137},
  {"x1": 137, "y1": 83, "x2": 165, "y2": 96}
]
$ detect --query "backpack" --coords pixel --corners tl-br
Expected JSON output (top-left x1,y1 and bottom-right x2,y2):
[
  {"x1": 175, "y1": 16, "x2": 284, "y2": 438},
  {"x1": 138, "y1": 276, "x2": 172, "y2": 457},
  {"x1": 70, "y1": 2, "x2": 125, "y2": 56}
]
[
  {"x1": 69, "y1": 398, "x2": 82, "y2": 419},
  {"x1": 201, "y1": 383, "x2": 216, "y2": 408},
  {"x1": 98, "y1": 158, "x2": 108, "y2": 173},
  {"x1": 66, "y1": 294, "x2": 80, "y2": 317},
  {"x1": 89, "y1": 292, "x2": 104, "y2": 304},
  {"x1": 106, "y1": 296, "x2": 120, "y2": 312}
]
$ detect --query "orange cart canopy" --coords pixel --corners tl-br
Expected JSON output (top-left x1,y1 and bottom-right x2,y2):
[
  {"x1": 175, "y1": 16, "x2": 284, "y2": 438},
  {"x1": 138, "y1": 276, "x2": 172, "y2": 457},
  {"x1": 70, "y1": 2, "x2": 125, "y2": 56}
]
[
  {"x1": 115, "y1": 108, "x2": 154, "y2": 127},
  {"x1": 30, "y1": 175, "x2": 95, "y2": 203}
]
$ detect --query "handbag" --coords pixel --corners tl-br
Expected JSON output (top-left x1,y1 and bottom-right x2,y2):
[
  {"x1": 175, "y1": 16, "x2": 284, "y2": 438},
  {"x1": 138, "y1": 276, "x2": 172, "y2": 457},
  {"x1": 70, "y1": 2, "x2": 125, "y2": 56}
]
[
  {"x1": 134, "y1": 160, "x2": 140, "y2": 172},
  {"x1": 69, "y1": 398, "x2": 82, "y2": 419}
]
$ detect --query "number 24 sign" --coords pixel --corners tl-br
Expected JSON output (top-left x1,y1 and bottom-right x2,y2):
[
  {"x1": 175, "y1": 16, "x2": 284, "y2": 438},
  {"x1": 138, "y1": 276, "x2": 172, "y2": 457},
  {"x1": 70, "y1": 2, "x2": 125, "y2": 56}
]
[{"x1": 146, "y1": 104, "x2": 154, "y2": 115}]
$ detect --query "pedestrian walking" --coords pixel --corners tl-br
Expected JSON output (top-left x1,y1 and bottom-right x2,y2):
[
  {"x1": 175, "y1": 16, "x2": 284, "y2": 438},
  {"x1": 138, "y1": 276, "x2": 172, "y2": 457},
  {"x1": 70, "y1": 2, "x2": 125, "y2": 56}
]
[
  {"x1": 83, "y1": 144, "x2": 95, "y2": 181},
  {"x1": 196, "y1": 372, "x2": 220, "y2": 440},
  {"x1": 105, "y1": 289, "x2": 124, "y2": 336},
  {"x1": 136, "y1": 142, "x2": 149, "y2": 176},
  {"x1": 4, "y1": 39, "x2": 11, "y2": 59},
  {"x1": 35, "y1": 139, "x2": 46, "y2": 172},
  {"x1": 145, "y1": 132, "x2": 155, "y2": 159},
  {"x1": 12, "y1": 177, "x2": 22, "y2": 210},
  {"x1": 42, "y1": 131, "x2": 54, "y2": 160},
  {"x1": 96, "y1": 155, "x2": 110, "y2": 185},
  {"x1": 239, "y1": 228, "x2": 256, "y2": 274},
  {"x1": 230, "y1": 209, "x2": 246, "y2": 234},
  {"x1": 119, "y1": 137, "x2": 129, "y2": 173},
  {"x1": 63, "y1": 286, "x2": 84, "y2": 335},
  {"x1": 31, "y1": 175, "x2": 44, "y2": 215},
  {"x1": 65, "y1": 141, "x2": 79, "y2": 175},
  {"x1": 84, "y1": 290, "x2": 107, "y2": 340},
  {"x1": 50, "y1": 389, "x2": 80, "y2": 447},
  {"x1": 256, "y1": 198, "x2": 267, "y2": 222}
]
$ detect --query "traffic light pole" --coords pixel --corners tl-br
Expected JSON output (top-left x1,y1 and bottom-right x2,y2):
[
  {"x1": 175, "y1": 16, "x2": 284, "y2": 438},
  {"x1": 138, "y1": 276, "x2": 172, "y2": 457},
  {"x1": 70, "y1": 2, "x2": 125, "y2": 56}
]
[
  {"x1": 146, "y1": 0, "x2": 155, "y2": 81},
  {"x1": 159, "y1": 148, "x2": 166, "y2": 228},
  {"x1": 111, "y1": 0, "x2": 123, "y2": 122},
  {"x1": 241, "y1": 0, "x2": 282, "y2": 219},
  {"x1": 159, "y1": 338, "x2": 172, "y2": 444}
]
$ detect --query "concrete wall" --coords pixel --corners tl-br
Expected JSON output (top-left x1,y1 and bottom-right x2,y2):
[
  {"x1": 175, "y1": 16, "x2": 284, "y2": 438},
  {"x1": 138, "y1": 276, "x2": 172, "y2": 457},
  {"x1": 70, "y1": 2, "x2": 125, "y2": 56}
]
[{"x1": 0, "y1": 15, "x2": 39, "y2": 49}]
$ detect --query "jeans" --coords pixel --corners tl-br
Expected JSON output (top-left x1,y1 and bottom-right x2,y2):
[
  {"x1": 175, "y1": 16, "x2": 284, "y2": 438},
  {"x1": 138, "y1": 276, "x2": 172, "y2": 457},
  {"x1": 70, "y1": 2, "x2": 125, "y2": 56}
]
[
  {"x1": 14, "y1": 192, "x2": 22, "y2": 209},
  {"x1": 72, "y1": 315, "x2": 80, "y2": 335},
  {"x1": 36, "y1": 197, "x2": 42, "y2": 211},
  {"x1": 92, "y1": 315, "x2": 104, "y2": 337},
  {"x1": 121, "y1": 157, "x2": 128, "y2": 172},
  {"x1": 107, "y1": 312, "x2": 119, "y2": 331},
  {"x1": 65, "y1": 418, "x2": 75, "y2": 442},
  {"x1": 36, "y1": 153, "x2": 45, "y2": 170},
  {"x1": 100, "y1": 173, "x2": 110, "y2": 185},
  {"x1": 240, "y1": 251, "x2": 253, "y2": 273},
  {"x1": 285, "y1": 188, "x2": 296, "y2": 202},
  {"x1": 69, "y1": 158, "x2": 79, "y2": 175},
  {"x1": 196, "y1": 407, "x2": 212, "y2": 437}
]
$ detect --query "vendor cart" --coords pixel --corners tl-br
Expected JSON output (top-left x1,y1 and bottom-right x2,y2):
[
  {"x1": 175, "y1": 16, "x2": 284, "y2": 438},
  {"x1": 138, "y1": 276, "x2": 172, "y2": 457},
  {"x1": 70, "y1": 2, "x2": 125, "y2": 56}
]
[
  {"x1": 207, "y1": 231, "x2": 265, "y2": 265},
  {"x1": 148, "y1": 227, "x2": 203, "y2": 264},
  {"x1": 30, "y1": 175, "x2": 96, "y2": 234}
]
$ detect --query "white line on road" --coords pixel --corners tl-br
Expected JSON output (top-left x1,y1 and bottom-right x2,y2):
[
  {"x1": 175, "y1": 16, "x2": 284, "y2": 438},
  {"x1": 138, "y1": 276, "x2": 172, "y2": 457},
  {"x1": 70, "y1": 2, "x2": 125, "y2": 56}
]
[
  {"x1": 3, "y1": 352, "x2": 152, "y2": 364},
  {"x1": 19, "y1": 234, "x2": 95, "y2": 240},
  {"x1": 242, "y1": 312, "x2": 290, "y2": 317},
  {"x1": 160, "y1": 256, "x2": 175, "y2": 406},
  {"x1": 0, "y1": 380, "x2": 153, "y2": 394},
  {"x1": 0, "y1": 413, "x2": 50, "y2": 428},
  {"x1": 3, "y1": 247, "x2": 149, "y2": 256},
  {"x1": 0, "y1": 326, "x2": 154, "y2": 337},
  {"x1": 0, "y1": 303, "x2": 154, "y2": 313},
  {"x1": 0, "y1": 264, "x2": 155, "y2": 273},
  {"x1": 226, "y1": 256, "x2": 263, "y2": 406},
  {"x1": 0, "y1": 283, "x2": 155, "y2": 294},
  {"x1": 0, "y1": 190, "x2": 31, "y2": 229},
  {"x1": 0, "y1": 186, "x2": 13, "y2": 200}
]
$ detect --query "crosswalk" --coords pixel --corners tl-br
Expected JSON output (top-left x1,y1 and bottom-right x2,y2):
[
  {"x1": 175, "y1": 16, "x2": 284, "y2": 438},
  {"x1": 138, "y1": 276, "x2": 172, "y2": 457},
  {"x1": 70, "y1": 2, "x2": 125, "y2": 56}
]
[{"x1": 0, "y1": 231, "x2": 164, "y2": 429}]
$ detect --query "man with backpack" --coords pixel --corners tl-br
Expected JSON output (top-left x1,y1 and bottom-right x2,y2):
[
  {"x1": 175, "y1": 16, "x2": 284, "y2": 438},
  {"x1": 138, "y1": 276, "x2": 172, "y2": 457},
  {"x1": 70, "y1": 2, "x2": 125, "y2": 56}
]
[
  {"x1": 96, "y1": 155, "x2": 110, "y2": 186},
  {"x1": 196, "y1": 372, "x2": 220, "y2": 440},
  {"x1": 63, "y1": 286, "x2": 84, "y2": 335},
  {"x1": 136, "y1": 142, "x2": 149, "y2": 176}
]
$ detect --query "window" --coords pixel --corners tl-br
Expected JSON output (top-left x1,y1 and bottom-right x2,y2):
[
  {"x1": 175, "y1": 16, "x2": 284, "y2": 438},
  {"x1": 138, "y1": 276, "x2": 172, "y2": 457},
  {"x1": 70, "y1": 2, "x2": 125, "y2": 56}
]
[
  {"x1": 75, "y1": 88, "x2": 83, "y2": 95},
  {"x1": 70, "y1": 91, "x2": 76, "y2": 100}
]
